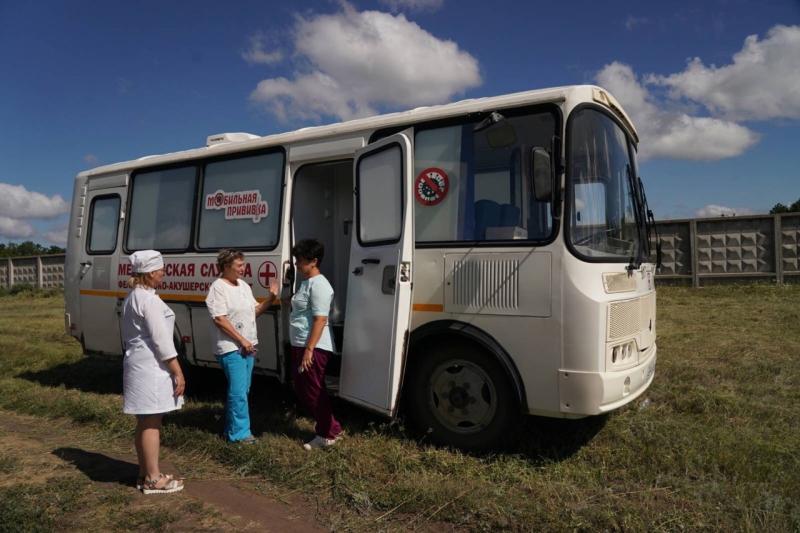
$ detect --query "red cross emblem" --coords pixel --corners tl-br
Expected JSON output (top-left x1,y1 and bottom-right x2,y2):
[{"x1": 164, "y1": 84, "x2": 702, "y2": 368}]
[{"x1": 258, "y1": 261, "x2": 278, "y2": 288}]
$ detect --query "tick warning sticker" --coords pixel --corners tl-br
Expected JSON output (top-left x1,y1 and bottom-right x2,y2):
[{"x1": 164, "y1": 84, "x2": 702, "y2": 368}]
[{"x1": 414, "y1": 167, "x2": 449, "y2": 206}]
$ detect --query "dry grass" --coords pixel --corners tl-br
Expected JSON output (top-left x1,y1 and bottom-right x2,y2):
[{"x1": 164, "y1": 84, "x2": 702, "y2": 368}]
[
  {"x1": 0, "y1": 285, "x2": 798, "y2": 531},
  {"x1": 0, "y1": 412, "x2": 235, "y2": 532}
]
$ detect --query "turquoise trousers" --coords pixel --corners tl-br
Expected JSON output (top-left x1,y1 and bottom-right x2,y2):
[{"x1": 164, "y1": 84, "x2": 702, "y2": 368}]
[{"x1": 217, "y1": 350, "x2": 255, "y2": 442}]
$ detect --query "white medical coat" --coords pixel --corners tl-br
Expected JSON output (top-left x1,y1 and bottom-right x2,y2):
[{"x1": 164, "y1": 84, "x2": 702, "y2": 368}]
[{"x1": 121, "y1": 286, "x2": 184, "y2": 415}]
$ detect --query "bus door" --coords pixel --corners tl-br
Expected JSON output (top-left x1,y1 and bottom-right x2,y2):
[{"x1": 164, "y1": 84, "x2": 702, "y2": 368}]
[
  {"x1": 78, "y1": 178, "x2": 127, "y2": 354},
  {"x1": 339, "y1": 132, "x2": 414, "y2": 416}
]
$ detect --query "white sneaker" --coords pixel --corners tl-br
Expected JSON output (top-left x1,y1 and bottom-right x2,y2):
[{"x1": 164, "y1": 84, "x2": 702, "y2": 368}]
[{"x1": 303, "y1": 435, "x2": 337, "y2": 450}]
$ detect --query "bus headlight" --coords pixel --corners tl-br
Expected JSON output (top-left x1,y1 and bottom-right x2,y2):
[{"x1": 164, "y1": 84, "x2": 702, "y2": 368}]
[{"x1": 608, "y1": 340, "x2": 638, "y2": 370}]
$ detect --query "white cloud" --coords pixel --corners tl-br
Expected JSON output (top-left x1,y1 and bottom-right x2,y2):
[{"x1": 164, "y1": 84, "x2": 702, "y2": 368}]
[
  {"x1": 249, "y1": 3, "x2": 481, "y2": 122},
  {"x1": 624, "y1": 15, "x2": 648, "y2": 31},
  {"x1": 695, "y1": 204, "x2": 754, "y2": 218},
  {"x1": 43, "y1": 226, "x2": 68, "y2": 246},
  {"x1": 84, "y1": 154, "x2": 99, "y2": 166},
  {"x1": 596, "y1": 62, "x2": 759, "y2": 160},
  {"x1": 379, "y1": 0, "x2": 444, "y2": 12},
  {"x1": 651, "y1": 25, "x2": 800, "y2": 121},
  {"x1": 0, "y1": 216, "x2": 35, "y2": 239},
  {"x1": 0, "y1": 183, "x2": 69, "y2": 220},
  {"x1": 242, "y1": 33, "x2": 284, "y2": 65}
]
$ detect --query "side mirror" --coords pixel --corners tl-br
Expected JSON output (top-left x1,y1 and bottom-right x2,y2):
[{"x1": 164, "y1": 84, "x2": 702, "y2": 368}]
[{"x1": 531, "y1": 147, "x2": 553, "y2": 202}]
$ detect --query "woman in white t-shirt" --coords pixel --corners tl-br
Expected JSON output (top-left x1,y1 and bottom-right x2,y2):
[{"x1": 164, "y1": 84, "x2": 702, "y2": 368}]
[{"x1": 206, "y1": 249, "x2": 277, "y2": 443}]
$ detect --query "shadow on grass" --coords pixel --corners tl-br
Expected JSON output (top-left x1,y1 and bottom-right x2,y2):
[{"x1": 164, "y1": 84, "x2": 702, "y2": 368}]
[
  {"x1": 510, "y1": 414, "x2": 608, "y2": 463},
  {"x1": 18, "y1": 356, "x2": 231, "y2": 398},
  {"x1": 53, "y1": 447, "x2": 139, "y2": 487},
  {"x1": 167, "y1": 373, "x2": 387, "y2": 443},
  {"x1": 18, "y1": 356, "x2": 124, "y2": 395},
  {"x1": 21, "y1": 357, "x2": 603, "y2": 462}
]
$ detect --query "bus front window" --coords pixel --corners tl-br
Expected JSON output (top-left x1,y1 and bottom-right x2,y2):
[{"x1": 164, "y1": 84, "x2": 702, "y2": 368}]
[{"x1": 568, "y1": 108, "x2": 642, "y2": 262}]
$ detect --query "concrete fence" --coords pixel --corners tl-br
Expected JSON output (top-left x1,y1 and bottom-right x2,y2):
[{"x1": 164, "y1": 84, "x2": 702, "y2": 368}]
[
  {"x1": 0, "y1": 254, "x2": 66, "y2": 290},
  {"x1": 1, "y1": 215, "x2": 798, "y2": 291},
  {"x1": 654, "y1": 213, "x2": 800, "y2": 286}
]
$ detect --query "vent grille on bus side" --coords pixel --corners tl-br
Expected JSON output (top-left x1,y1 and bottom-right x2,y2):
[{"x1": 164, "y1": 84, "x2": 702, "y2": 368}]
[
  {"x1": 607, "y1": 299, "x2": 640, "y2": 341},
  {"x1": 452, "y1": 258, "x2": 519, "y2": 310},
  {"x1": 443, "y1": 252, "x2": 551, "y2": 317}
]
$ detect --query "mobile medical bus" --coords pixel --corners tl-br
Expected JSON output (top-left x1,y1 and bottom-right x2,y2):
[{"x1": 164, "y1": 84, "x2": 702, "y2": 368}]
[{"x1": 65, "y1": 85, "x2": 659, "y2": 450}]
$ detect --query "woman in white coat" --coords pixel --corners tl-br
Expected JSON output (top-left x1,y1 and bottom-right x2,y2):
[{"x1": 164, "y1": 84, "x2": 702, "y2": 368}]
[{"x1": 121, "y1": 250, "x2": 185, "y2": 494}]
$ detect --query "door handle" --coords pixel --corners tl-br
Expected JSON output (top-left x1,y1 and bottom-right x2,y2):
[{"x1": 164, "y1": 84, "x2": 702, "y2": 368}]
[
  {"x1": 282, "y1": 260, "x2": 294, "y2": 286},
  {"x1": 361, "y1": 258, "x2": 380, "y2": 265},
  {"x1": 79, "y1": 261, "x2": 92, "y2": 280}
]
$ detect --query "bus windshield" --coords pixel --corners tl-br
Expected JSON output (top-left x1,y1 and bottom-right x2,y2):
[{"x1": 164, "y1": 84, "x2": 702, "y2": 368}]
[{"x1": 568, "y1": 108, "x2": 644, "y2": 263}]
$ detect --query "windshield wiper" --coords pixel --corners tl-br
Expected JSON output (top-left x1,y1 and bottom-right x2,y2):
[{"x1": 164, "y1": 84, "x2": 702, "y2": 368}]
[
  {"x1": 639, "y1": 176, "x2": 662, "y2": 268},
  {"x1": 625, "y1": 164, "x2": 646, "y2": 269}
]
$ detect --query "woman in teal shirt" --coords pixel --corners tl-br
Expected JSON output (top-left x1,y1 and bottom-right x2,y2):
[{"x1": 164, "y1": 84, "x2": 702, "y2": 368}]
[{"x1": 289, "y1": 239, "x2": 342, "y2": 450}]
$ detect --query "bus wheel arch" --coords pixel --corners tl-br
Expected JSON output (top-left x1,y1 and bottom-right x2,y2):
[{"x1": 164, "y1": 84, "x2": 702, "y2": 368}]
[{"x1": 403, "y1": 321, "x2": 525, "y2": 451}]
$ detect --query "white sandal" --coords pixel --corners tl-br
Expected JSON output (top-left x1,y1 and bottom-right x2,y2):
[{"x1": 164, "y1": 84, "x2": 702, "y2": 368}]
[
  {"x1": 142, "y1": 473, "x2": 184, "y2": 494},
  {"x1": 136, "y1": 473, "x2": 174, "y2": 490}
]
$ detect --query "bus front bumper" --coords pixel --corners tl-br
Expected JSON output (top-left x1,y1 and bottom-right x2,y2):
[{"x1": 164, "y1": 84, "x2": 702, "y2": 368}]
[{"x1": 558, "y1": 344, "x2": 657, "y2": 416}]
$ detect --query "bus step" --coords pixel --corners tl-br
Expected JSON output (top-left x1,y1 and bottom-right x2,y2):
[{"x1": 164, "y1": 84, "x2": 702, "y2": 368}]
[{"x1": 325, "y1": 375, "x2": 340, "y2": 396}]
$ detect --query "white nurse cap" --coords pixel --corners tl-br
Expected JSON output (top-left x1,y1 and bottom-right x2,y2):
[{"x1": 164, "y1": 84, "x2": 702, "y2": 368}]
[{"x1": 129, "y1": 250, "x2": 164, "y2": 273}]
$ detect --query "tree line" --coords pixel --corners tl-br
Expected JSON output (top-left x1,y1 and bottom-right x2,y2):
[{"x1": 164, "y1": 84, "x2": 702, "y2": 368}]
[
  {"x1": 770, "y1": 198, "x2": 800, "y2": 214},
  {"x1": 0, "y1": 241, "x2": 66, "y2": 258}
]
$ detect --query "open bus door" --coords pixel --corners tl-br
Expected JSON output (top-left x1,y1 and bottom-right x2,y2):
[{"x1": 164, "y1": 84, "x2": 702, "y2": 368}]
[{"x1": 339, "y1": 132, "x2": 414, "y2": 416}]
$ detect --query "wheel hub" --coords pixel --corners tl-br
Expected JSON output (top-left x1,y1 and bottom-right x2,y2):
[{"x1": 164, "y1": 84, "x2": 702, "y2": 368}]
[
  {"x1": 448, "y1": 384, "x2": 471, "y2": 409},
  {"x1": 428, "y1": 359, "x2": 497, "y2": 434}
]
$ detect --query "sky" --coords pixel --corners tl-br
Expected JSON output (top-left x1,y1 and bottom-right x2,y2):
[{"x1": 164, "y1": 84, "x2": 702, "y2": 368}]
[{"x1": 1, "y1": 0, "x2": 799, "y2": 246}]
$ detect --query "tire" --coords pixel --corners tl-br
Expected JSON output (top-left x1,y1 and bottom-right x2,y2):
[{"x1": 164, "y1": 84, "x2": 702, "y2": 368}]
[{"x1": 405, "y1": 340, "x2": 518, "y2": 452}]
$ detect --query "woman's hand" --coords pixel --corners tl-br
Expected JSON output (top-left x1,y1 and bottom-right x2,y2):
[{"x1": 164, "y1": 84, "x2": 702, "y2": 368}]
[
  {"x1": 301, "y1": 347, "x2": 314, "y2": 371},
  {"x1": 268, "y1": 278, "x2": 280, "y2": 300},
  {"x1": 241, "y1": 340, "x2": 256, "y2": 355},
  {"x1": 256, "y1": 279, "x2": 280, "y2": 317},
  {"x1": 173, "y1": 371, "x2": 185, "y2": 397}
]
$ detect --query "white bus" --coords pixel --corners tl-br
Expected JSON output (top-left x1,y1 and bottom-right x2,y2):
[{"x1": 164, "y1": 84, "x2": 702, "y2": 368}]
[{"x1": 65, "y1": 85, "x2": 659, "y2": 450}]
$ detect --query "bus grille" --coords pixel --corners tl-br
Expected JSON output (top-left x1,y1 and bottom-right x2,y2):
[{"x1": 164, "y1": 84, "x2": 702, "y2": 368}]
[{"x1": 607, "y1": 298, "x2": 640, "y2": 340}]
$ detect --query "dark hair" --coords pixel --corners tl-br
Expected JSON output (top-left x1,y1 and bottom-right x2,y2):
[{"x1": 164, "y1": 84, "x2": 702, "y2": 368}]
[
  {"x1": 292, "y1": 239, "x2": 324, "y2": 267},
  {"x1": 216, "y1": 249, "x2": 245, "y2": 274}
]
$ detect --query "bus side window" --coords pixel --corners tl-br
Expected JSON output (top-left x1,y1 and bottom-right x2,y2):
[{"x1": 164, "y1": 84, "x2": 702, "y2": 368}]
[
  {"x1": 87, "y1": 195, "x2": 121, "y2": 254},
  {"x1": 196, "y1": 151, "x2": 284, "y2": 250},
  {"x1": 127, "y1": 166, "x2": 196, "y2": 251},
  {"x1": 413, "y1": 109, "x2": 557, "y2": 244}
]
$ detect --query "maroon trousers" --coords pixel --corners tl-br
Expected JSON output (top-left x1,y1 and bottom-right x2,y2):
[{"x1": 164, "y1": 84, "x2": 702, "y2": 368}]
[{"x1": 290, "y1": 346, "x2": 342, "y2": 439}]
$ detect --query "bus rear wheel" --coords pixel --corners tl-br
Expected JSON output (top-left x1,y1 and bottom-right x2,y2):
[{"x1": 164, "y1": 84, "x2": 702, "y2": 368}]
[{"x1": 406, "y1": 341, "x2": 518, "y2": 452}]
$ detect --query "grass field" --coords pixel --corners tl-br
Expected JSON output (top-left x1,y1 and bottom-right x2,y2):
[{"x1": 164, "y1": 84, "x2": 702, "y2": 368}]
[{"x1": 0, "y1": 285, "x2": 798, "y2": 531}]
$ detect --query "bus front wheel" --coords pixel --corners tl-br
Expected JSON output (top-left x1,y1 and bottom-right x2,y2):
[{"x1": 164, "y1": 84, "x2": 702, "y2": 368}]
[{"x1": 405, "y1": 341, "x2": 518, "y2": 451}]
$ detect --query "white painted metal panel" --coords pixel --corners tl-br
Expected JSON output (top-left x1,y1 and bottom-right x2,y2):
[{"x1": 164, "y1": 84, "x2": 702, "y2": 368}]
[{"x1": 443, "y1": 252, "x2": 552, "y2": 317}]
